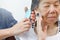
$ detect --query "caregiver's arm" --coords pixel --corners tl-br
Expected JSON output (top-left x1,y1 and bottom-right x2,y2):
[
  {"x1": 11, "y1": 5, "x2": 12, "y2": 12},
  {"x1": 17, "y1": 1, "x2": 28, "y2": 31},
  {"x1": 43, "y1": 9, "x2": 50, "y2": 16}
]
[
  {"x1": 0, "y1": 27, "x2": 14, "y2": 40},
  {"x1": 0, "y1": 19, "x2": 31, "y2": 40}
]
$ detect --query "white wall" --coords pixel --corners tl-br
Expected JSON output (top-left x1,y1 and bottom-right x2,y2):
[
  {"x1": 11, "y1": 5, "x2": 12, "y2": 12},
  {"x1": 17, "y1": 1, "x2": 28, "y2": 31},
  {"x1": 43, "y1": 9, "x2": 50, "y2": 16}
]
[{"x1": 0, "y1": 0, "x2": 32, "y2": 22}]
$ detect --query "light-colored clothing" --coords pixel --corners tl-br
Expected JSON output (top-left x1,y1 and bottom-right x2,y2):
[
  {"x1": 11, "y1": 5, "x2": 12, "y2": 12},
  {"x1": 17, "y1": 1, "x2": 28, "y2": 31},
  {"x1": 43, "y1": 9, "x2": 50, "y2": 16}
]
[
  {"x1": 15, "y1": 26, "x2": 60, "y2": 40},
  {"x1": 46, "y1": 32, "x2": 60, "y2": 40}
]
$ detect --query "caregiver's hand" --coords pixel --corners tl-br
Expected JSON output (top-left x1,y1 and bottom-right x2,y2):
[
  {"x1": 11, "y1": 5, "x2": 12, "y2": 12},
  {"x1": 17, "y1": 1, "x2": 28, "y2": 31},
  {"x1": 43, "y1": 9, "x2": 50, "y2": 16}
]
[
  {"x1": 11, "y1": 18, "x2": 31, "y2": 35},
  {"x1": 36, "y1": 15, "x2": 47, "y2": 40},
  {"x1": 0, "y1": 18, "x2": 31, "y2": 40}
]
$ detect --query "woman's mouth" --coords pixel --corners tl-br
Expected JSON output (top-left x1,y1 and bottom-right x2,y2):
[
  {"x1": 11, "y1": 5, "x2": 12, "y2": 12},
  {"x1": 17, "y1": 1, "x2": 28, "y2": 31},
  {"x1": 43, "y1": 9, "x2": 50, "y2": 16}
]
[
  {"x1": 47, "y1": 16, "x2": 56, "y2": 20},
  {"x1": 48, "y1": 16, "x2": 56, "y2": 18}
]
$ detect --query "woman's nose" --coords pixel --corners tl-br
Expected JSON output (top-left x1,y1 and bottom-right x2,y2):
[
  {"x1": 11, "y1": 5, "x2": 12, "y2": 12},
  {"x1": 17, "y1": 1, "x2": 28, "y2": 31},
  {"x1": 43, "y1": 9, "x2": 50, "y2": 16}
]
[{"x1": 49, "y1": 5, "x2": 56, "y2": 14}]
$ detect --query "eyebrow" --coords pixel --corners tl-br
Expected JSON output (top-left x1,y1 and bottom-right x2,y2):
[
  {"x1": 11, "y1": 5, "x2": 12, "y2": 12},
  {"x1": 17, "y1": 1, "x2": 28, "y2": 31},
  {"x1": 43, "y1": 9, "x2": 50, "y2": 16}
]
[
  {"x1": 54, "y1": 1, "x2": 59, "y2": 3},
  {"x1": 43, "y1": 2, "x2": 50, "y2": 4}
]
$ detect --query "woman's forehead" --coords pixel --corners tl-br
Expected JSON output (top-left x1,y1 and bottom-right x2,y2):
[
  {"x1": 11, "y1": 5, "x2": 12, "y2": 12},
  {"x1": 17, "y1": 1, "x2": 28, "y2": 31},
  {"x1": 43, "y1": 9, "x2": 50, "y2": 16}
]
[{"x1": 40, "y1": 0, "x2": 59, "y2": 4}]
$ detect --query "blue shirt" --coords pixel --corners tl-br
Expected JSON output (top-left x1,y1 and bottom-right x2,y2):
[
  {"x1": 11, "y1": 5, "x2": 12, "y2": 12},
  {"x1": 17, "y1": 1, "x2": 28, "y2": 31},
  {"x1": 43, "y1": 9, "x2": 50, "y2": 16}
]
[{"x1": 0, "y1": 8, "x2": 17, "y2": 29}]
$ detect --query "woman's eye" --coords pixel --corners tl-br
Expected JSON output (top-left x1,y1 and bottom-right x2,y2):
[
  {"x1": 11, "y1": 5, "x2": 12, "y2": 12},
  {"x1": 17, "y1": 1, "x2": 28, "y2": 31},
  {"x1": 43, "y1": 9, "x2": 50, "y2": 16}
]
[{"x1": 54, "y1": 5, "x2": 59, "y2": 7}]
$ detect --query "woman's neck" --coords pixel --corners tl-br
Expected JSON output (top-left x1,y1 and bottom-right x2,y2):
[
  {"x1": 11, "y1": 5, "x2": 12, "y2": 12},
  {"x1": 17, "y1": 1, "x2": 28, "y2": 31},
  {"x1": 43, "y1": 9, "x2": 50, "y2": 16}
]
[
  {"x1": 34, "y1": 23, "x2": 58, "y2": 36},
  {"x1": 47, "y1": 24, "x2": 58, "y2": 36},
  {"x1": 47, "y1": 23, "x2": 56, "y2": 29}
]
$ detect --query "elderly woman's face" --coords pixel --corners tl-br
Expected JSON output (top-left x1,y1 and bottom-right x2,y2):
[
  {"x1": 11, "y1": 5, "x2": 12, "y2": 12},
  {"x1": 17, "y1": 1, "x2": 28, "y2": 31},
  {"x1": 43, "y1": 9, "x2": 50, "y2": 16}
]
[{"x1": 38, "y1": 0, "x2": 60, "y2": 24}]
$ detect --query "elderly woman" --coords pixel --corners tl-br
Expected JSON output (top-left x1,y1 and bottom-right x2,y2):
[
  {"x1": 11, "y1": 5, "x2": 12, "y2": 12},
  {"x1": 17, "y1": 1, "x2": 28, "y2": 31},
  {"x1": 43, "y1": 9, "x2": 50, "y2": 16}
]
[{"x1": 15, "y1": 0, "x2": 60, "y2": 40}]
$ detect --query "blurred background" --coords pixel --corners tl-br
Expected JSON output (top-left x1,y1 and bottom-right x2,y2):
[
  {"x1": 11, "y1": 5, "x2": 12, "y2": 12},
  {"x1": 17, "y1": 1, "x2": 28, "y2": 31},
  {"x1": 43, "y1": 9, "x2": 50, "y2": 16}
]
[
  {"x1": 0, "y1": 0, "x2": 60, "y2": 22},
  {"x1": 0, "y1": 0, "x2": 32, "y2": 22}
]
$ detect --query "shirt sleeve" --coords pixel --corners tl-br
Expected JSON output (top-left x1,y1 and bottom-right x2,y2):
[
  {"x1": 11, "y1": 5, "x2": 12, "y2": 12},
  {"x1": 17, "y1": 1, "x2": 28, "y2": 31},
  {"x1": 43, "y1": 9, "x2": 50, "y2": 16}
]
[
  {"x1": 0, "y1": 8, "x2": 17, "y2": 29},
  {"x1": 5, "y1": 12, "x2": 17, "y2": 28}
]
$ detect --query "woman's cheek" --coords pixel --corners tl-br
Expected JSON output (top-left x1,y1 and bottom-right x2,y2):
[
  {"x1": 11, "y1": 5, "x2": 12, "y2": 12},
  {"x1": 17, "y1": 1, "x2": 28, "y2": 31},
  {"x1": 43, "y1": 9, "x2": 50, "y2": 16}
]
[{"x1": 40, "y1": 9, "x2": 48, "y2": 16}]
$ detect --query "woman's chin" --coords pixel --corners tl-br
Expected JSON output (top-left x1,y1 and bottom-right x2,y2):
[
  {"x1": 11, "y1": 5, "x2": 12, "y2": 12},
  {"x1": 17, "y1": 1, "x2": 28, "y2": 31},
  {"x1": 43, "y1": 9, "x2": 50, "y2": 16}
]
[{"x1": 46, "y1": 20, "x2": 57, "y2": 24}]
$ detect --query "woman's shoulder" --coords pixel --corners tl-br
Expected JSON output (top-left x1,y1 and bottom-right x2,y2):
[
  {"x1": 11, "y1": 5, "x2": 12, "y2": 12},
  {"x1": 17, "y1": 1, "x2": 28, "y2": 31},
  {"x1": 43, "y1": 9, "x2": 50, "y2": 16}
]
[{"x1": 46, "y1": 32, "x2": 60, "y2": 40}]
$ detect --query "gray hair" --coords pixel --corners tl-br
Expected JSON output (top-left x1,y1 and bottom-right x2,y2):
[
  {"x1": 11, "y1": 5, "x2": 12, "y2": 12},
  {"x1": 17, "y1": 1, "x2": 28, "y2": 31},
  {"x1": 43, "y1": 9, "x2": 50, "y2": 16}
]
[{"x1": 31, "y1": 0, "x2": 39, "y2": 10}]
